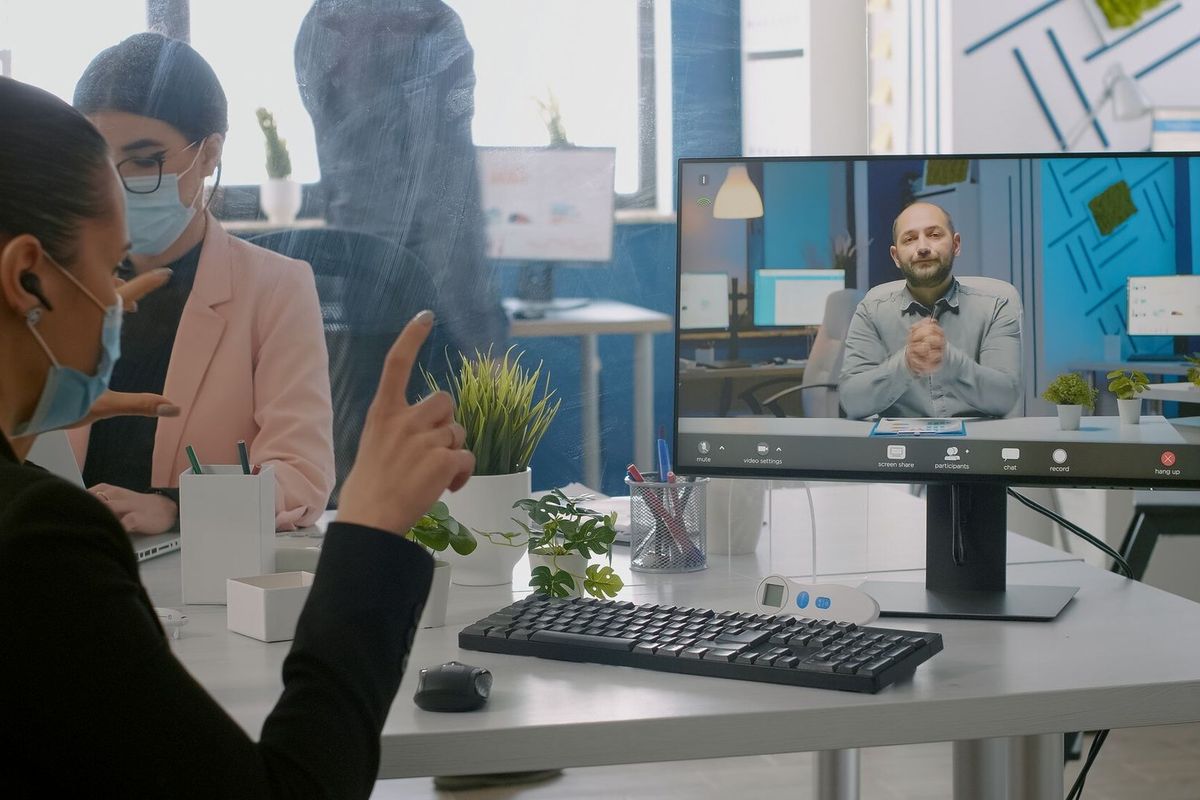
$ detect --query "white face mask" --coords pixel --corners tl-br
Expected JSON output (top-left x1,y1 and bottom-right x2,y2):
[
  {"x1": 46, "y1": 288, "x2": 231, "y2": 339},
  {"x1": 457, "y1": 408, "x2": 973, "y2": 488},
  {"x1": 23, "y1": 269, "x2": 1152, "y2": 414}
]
[{"x1": 122, "y1": 143, "x2": 204, "y2": 256}]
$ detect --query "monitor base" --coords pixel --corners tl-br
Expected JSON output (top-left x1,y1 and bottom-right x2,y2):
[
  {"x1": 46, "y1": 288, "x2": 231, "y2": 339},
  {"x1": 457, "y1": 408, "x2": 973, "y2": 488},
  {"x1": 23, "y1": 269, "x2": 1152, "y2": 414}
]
[{"x1": 858, "y1": 580, "x2": 1078, "y2": 621}]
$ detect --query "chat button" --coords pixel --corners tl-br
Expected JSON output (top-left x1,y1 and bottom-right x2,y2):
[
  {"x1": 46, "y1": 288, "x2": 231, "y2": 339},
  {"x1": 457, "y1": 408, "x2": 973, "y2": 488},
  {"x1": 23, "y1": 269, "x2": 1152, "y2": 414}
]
[{"x1": 1001, "y1": 448, "x2": 1021, "y2": 461}]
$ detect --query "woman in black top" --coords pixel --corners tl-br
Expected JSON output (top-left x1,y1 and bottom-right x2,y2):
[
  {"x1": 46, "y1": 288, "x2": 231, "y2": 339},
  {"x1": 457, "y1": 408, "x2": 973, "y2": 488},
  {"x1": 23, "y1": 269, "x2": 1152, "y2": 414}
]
[{"x1": 0, "y1": 78, "x2": 473, "y2": 798}]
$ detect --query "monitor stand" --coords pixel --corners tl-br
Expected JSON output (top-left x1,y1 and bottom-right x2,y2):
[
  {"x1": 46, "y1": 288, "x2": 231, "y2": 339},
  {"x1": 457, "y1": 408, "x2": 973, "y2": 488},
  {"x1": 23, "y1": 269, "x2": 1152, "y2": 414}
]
[
  {"x1": 858, "y1": 483, "x2": 1078, "y2": 622},
  {"x1": 508, "y1": 263, "x2": 591, "y2": 319}
]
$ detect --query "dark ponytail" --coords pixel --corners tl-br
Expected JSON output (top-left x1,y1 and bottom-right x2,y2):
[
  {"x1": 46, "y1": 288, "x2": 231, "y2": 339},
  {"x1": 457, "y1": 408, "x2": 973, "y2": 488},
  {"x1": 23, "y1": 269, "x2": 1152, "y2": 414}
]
[{"x1": 0, "y1": 77, "x2": 113, "y2": 264}]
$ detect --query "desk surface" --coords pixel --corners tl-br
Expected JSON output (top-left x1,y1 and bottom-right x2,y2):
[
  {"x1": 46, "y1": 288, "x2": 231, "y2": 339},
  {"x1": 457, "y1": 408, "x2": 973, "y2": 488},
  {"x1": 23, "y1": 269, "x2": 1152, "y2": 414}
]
[
  {"x1": 144, "y1": 555, "x2": 1200, "y2": 779},
  {"x1": 1141, "y1": 382, "x2": 1200, "y2": 403},
  {"x1": 504, "y1": 298, "x2": 672, "y2": 337},
  {"x1": 139, "y1": 486, "x2": 1182, "y2": 781}
]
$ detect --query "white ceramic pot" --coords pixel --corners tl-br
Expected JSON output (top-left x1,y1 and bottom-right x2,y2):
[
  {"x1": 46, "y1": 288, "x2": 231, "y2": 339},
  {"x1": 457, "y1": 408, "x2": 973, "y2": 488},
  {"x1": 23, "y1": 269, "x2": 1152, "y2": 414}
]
[
  {"x1": 1056, "y1": 404, "x2": 1082, "y2": 431},
  {"x1": 705, "y1": 478, "x2": 768, "y2": 555},
  {"x1": 1117, "y1": 397, "x2": 1141, "y2": 425},
  {"x1": 418, "y1": 559, "x2": 451, "y2": 629},
  {"x1": 259, "y1": 178, "x2": 301, "y2": 225},
  {"x1": 528, "y1": 551, "x2": 589, "y2": 597},
  {"x1": 441, "y1": 469, "x2": 532, "y2": 586}
]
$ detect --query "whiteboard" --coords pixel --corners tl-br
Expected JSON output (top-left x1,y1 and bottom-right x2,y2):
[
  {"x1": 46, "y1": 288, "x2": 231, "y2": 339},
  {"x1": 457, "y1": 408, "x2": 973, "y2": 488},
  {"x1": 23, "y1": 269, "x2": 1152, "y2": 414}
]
[
  {"x1": 1128, "y1": 275, "x2": 1200, "y2": 335},
  {"x1": 477, "y1": 147, "x2": 616, "y2": 262}
]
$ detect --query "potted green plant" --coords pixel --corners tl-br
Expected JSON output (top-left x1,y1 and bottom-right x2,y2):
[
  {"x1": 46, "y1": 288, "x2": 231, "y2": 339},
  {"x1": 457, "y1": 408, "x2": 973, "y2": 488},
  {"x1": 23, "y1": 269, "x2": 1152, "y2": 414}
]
[
  {"x1": 482, "y1": 490, "x2": 624, "y2": 599},
  {"x1": 423, "y1": 347, "x2": 560, "y2": 586},
  {"x1": 255, "y1": 107, "x2": 300, "y2": 225},
  {"x1": 1041, "y1": 372, "x2": 1098, "y2": 431},
  {"x1": 405, "y1": 502, "x2": 476, "y2": 628},
  {"x1": 1107, "y1": 369, "x2": 1150, "y2": 425},
  {"x1": 1186, "y1": 354, "x2": 1200, "y2": 388}
]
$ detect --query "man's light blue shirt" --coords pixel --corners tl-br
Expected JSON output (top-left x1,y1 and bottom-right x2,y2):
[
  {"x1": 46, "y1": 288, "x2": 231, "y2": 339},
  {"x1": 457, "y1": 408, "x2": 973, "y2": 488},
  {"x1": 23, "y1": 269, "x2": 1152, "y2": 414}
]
[{"x1": 838, "y1": 277, "x2": 1023, "y2": 419}]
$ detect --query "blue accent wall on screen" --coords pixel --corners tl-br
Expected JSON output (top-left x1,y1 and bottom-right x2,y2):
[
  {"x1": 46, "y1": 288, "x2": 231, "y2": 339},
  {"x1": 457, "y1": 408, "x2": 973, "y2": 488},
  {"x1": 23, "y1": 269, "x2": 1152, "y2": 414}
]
[
  {"x1": 495, "y1": 0, "x2": 742, "y2": 496},
  {"x1": 1041, "y1": 157, "x2": 1177, "y2": 369},
  {"x1": 762, "y1": 162, "x2": 834, "y2": 267},
  {"x1": 866, "y1": 159, "x2": 925, "y2": 288}
]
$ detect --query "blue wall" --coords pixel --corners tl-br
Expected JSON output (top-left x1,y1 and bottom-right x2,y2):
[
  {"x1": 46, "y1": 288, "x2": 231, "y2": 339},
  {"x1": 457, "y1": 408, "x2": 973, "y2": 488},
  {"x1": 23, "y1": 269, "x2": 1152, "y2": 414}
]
[
  {"x1": 500, "y1": 0, "x2": 742, "y2": 495},
  {"x1": 1041, "y1": 157, "x2": 1180, "y2": 370},
  {"x1": 762, "y1": 161, "x2": 836, "y2": 268}
]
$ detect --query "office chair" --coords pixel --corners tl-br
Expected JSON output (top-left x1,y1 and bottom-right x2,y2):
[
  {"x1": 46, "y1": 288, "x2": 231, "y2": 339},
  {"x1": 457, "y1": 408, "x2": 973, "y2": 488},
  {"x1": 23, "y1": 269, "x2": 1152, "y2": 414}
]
[
  {"x1": 740, "y1": 288, "x2": 864, "y2": 417},
  {"x1": 249, "y1": 228, "x2": 461, "y2": 506}
]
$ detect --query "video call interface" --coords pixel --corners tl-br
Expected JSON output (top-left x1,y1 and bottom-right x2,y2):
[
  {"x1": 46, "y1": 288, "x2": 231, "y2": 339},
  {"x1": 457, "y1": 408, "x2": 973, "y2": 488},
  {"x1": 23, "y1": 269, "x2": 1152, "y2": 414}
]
[{"x1": 675, "y1": 155, "x2": 1200, "y2": 485}]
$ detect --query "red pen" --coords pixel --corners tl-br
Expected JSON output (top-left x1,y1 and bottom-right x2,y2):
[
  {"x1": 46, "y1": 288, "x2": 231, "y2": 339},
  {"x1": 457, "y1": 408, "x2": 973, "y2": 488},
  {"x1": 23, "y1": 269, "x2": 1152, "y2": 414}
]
[
  {"x1": 250, "y1": 464, "x2": 261, "y2": 476},
  {"x1": 626, "y1": 463, "x2": 645, "y2": 483}
]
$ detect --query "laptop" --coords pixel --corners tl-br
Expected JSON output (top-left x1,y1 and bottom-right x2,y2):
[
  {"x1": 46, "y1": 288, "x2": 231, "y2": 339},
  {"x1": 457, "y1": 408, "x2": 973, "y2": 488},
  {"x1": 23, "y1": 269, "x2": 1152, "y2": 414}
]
[{"x1": 27, "y1": 431, "x2": 181, "y2": 563}]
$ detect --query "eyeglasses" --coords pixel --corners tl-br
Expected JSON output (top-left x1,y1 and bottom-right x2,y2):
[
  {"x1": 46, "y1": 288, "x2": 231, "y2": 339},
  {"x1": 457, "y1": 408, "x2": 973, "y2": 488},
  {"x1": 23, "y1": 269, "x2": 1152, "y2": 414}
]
[{"x1": 115, "y1": 141, "x2": 202, "y2": 194}]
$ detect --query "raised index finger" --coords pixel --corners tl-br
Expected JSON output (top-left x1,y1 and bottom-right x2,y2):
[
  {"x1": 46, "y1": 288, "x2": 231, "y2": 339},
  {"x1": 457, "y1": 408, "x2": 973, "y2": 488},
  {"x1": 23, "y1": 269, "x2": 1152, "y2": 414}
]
[
  {"x1": 117, "y1": 268, "x2": 173, "y2": 306},
  {"x1": 373, "y1": 310, "x2": 435, "y2": 410}
]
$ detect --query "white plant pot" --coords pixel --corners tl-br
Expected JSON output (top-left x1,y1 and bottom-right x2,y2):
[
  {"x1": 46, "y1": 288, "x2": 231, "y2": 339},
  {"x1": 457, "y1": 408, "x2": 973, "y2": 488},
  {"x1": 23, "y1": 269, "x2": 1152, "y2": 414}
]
[
  {"x1": 529, "y1": 551, "x2": 589, "y2": 598},
  {"x1": 1056, "y1": 404, "x2": 1083, "y2": 431},
  {"x1": 418, "y1": 559, "x2": 451, "y2": 629},
  {"x1": 1117, "y1": 397, "x2": 1141, "y2": 425},
  {"x1": 441, "y1": 469, "x2": 532, "y2": 586},
  {"x1": 259, "y1": 178, "x2": 301, "y2": 225},
  {"x1": 705, "y1": 478, "x2": 768, "y2": 555}
]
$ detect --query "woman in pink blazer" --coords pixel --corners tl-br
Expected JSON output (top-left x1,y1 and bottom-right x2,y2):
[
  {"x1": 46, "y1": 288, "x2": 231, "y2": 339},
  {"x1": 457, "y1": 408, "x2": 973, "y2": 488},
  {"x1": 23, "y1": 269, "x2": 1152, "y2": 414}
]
[{"x1": 67, "y1": 33, "x2": 334, "y2": 532}]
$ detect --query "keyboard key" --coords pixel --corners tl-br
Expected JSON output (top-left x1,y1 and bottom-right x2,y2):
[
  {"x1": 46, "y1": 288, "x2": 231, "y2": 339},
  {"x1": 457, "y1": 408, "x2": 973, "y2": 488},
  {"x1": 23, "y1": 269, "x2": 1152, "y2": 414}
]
[
  {"x1": 736, "y1": 651, "x2": 762, "y2": 665},
  {"x1": 529, "y1": 630, "x2": 638, "y2": 651},
  {"x1": 773, "y1": 655, "x2": 800, "y2": 668},
  {"x1": 633, "y1": 642, "x2": 659, "y2": 656},
  {"x1": 704, "y1": 648, "x2": 740, "y2": 662},
  {"x1": 681, "y1": 647, "x2": 708, "y2": 659},
  {"x1": 656, "y1": 644, "x2": 685, "y2": 657}
]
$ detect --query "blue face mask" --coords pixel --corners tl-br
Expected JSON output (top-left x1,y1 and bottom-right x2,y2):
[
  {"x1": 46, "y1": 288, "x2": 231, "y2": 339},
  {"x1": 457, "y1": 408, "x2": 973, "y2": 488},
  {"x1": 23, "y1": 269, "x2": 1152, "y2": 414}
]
[
  {"x1": 123, "y1": 145, "x2": 204, "y2": 256},
  {"x1": 12, "y1": 258, "x2": 124, "y2": 438}
]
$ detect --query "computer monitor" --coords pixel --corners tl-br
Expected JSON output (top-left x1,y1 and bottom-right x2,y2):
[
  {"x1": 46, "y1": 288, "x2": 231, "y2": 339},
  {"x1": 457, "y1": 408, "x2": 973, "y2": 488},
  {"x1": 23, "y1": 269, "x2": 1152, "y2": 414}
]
[
  {"x1": 754, "y1": 269, "x2": 845, "y2": 326},
  {"x1": 675, "y1": 153, "x2": 1200, "y2": 622},
  {"x1": 680, "y1": 273, "x2": 731, "y2": 331},
  {"x1": 1128, "y1": 275, "x2": 1200, "y2": 336},
  {"x1": 478, "y1": 146, "x2": 616, "y2": 311}
]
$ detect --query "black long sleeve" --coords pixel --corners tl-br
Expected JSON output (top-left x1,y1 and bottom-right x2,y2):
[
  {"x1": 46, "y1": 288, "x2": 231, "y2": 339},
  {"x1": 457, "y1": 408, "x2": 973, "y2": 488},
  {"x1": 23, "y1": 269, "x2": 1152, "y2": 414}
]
[{"x1": 0, "y1": 444, "x2": 431, "y2": 799}]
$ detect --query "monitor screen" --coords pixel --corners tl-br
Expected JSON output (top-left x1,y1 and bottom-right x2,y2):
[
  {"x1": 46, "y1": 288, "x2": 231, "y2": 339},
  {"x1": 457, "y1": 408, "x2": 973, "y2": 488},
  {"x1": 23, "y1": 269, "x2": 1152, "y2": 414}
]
[
  {"x1": 1128, "y1": 275, "x2": 1200, "y2": 336},
  {"x1": 680, "y1": 273, "x2": 731, "y2": 330},
  {"x1": 477, "y1": 146, "x2": 616, "y2": 262},
  {"x1": 675, "y1": 154, "x2": 1200, "y2": 490}
]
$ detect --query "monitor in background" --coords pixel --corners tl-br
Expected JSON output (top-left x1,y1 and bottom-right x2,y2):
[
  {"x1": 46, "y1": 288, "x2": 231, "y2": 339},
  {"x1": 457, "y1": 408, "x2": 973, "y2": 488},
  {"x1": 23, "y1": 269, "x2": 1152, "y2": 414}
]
[
  {"x1": 753, "y1": 269, "x2": 845, "y2": 326},
  {"x1": 1128, "y1": 275, "x2": 1200, "y2": 336},
  {"x1": 679, "y1": 273, "x2": 731, "y2": 331},
  {"x1": 675, "y1": 153, "x2": 1200, "y2": 622},
  {"x1": 477, "y1": 146, "x2": 616, "y2": 314}
]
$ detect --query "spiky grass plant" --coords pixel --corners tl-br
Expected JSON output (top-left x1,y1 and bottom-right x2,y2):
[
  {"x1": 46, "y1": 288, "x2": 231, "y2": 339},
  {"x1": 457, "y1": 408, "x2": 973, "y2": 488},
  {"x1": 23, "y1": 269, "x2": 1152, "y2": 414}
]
[{"x1": 424, "y1": 347, "x2": 561, "y2": 476}]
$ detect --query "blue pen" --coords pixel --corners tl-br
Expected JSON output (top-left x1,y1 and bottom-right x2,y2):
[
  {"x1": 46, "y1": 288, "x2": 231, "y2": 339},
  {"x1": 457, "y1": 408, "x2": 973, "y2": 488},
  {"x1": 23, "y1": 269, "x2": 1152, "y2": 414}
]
[{"x1": 657, "y1": 436, "x2": 672, "y2": 483}]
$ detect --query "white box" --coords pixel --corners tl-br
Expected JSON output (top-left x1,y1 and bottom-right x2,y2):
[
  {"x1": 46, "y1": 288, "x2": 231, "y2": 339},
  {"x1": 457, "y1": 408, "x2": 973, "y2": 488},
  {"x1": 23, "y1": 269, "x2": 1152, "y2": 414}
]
[
  {"x1": 180, "y1": 464, "x2": 276, "y2": 604},
  {"x1": 226, "y1": 571, "x2": 314, "y2": 642}
]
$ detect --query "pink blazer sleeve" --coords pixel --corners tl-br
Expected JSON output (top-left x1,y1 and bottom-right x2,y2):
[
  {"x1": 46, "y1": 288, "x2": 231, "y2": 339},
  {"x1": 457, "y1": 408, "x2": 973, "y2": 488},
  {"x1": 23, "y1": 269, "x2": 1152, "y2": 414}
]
[{"x1": 249, "y1": 261, "x2": 335, "y2": 530}]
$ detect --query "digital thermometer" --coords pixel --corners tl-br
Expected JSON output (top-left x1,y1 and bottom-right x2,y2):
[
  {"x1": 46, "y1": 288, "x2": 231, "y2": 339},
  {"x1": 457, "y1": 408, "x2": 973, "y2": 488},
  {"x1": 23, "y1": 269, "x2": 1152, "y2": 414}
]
[{"x1": 756, "y1": 575, "x2": 881, "y2": 625}]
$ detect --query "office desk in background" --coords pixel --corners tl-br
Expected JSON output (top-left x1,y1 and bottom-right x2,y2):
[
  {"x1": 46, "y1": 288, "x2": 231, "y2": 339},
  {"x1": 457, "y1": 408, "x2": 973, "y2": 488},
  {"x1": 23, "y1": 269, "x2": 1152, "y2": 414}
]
[
  {"x1": 136, "y1": 484, "x2": 1200, "y2": 800},
  {"x1": 505, "y1": 299, "x2": 672, "y2": 489},
  {"x1": 679, "y1": 360, "x2": 808, "y2": 417}
]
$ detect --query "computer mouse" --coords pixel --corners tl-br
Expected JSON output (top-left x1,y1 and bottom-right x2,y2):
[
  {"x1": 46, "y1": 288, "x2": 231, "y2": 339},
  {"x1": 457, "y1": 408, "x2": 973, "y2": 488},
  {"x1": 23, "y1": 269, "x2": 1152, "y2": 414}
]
[{"x1": 413, "y1": 661, "x2": 492, "y2": 712}]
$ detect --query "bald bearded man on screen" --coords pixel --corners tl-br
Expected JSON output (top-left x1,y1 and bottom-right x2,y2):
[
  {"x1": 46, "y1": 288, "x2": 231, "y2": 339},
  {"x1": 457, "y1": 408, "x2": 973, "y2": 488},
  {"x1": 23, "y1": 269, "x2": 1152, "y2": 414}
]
[{"x1": 839, "y1": 202, "x2": 1022, "y2": 420}]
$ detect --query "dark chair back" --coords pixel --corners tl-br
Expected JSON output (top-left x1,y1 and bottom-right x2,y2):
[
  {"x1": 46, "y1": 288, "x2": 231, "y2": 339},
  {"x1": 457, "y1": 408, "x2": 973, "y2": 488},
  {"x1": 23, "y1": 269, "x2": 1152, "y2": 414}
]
[{"x1": 249, "y1": 228, "x2": 460, "y2": 506}]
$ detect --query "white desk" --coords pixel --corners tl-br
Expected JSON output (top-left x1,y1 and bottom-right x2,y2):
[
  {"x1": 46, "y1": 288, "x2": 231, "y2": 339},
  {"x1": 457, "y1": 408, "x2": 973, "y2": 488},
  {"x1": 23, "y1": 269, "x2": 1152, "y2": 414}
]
[
  {"x1": 1141, "y1": 381, "x2": 1200, "y2": 405},
  {"x1": 504, "y1": 299, "x2": 672, "y2": 488},
  {"x1": 138, "y1": 485, "x2": 1185, "y2": 800}
]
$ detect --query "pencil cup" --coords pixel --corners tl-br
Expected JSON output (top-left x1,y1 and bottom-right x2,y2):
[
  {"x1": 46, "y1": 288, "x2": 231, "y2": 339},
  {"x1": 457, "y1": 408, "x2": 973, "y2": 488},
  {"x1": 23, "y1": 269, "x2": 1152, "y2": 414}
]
[
  {"x1": 626, "y1": 476, "x2": 708, "y2": 573},
  {"x1": 180, "y1": 465, "x2": 277, "y2": 604}
]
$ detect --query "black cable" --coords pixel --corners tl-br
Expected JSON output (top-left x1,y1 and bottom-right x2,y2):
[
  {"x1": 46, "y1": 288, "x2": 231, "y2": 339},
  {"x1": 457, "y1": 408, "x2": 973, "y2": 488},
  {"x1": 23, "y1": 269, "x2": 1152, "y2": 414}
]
[
  {"x1": 1006, "y1": 488, "x2": 1133, "y2": 578},
  {"x1": 1066, "y1": 729, "x2": 1109, "y2": 800},
  {"x1": 951, "y1": 484, "x2": 965, "y2": 566}
]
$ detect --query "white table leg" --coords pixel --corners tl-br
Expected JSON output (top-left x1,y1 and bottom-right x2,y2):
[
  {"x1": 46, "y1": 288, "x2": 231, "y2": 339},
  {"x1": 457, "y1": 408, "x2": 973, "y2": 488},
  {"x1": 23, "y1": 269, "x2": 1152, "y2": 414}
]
[
  {"x1": 953, "y1": 738, "x2": 1009, "y2": 800},
  {"x1": 815, "y1": 748, "x2": 860, "y2": 800},
  {"x1": 633, "y1": 332, "x2": 655, "y2": 474},
  {"x1": 1008, "y1": 733, "x2": 1064, "y2": 800},
  {"x1": 581, "y1": 334, "x2": 601, "y2": 490}
]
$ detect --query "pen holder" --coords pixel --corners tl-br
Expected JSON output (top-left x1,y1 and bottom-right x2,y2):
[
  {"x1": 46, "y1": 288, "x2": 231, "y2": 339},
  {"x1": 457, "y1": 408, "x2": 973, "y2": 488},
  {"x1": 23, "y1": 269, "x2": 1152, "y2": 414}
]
[
  {"x1": 626, "y1": 476, "x2": 708, "y2": 573},
  {"x1": 180, "y1": 465, "x2": 276, "y2": 604}
]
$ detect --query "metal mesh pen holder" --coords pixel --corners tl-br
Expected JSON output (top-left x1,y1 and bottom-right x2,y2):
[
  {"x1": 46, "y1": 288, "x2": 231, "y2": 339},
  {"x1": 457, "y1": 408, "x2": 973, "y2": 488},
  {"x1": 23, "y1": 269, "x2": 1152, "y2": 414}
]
[{"x1": 626, "y1": 476, "x2": 708, "y2": 573}]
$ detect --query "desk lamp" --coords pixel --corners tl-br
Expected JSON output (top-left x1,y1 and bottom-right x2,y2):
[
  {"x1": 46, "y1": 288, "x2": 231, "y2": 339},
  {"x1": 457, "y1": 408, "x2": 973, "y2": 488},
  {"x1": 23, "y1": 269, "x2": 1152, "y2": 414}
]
[{"x1": 1064, "y1": 64, "x2": 1152, "y2": 150}]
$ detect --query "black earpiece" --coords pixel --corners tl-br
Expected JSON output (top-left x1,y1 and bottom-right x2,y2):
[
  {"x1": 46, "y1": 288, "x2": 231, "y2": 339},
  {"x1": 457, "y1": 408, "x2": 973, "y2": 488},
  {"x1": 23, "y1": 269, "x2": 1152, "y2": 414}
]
[{"x1": 19, "y1": 272, "x2": 53, "y2": 311}]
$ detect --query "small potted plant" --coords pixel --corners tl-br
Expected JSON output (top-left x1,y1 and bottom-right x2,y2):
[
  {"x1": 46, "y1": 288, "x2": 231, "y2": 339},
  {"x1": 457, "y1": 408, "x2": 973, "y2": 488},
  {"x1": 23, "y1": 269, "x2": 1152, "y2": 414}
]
[
  {"x1": 1107, "y1": 369, "x2": 1150, "y2": 425},
  {"x1": 483, "y1": 490, "x2": 624, "y2": 599},
  {"x1": 255, "y1": 107, "x2": 301, "y2": 225},
  {"x1": 423, "y1": 347, "x2": 561, "y2": 586},
  {"x1": 405, "y1": 502, "x2": 476, "y2": 628},
  {"x1": 1186, "y1": 354, "x2": 1200, "y2": 388},
  {"x1": 1042, "y1": 372, "x2": 1098, "y2": 431}
]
